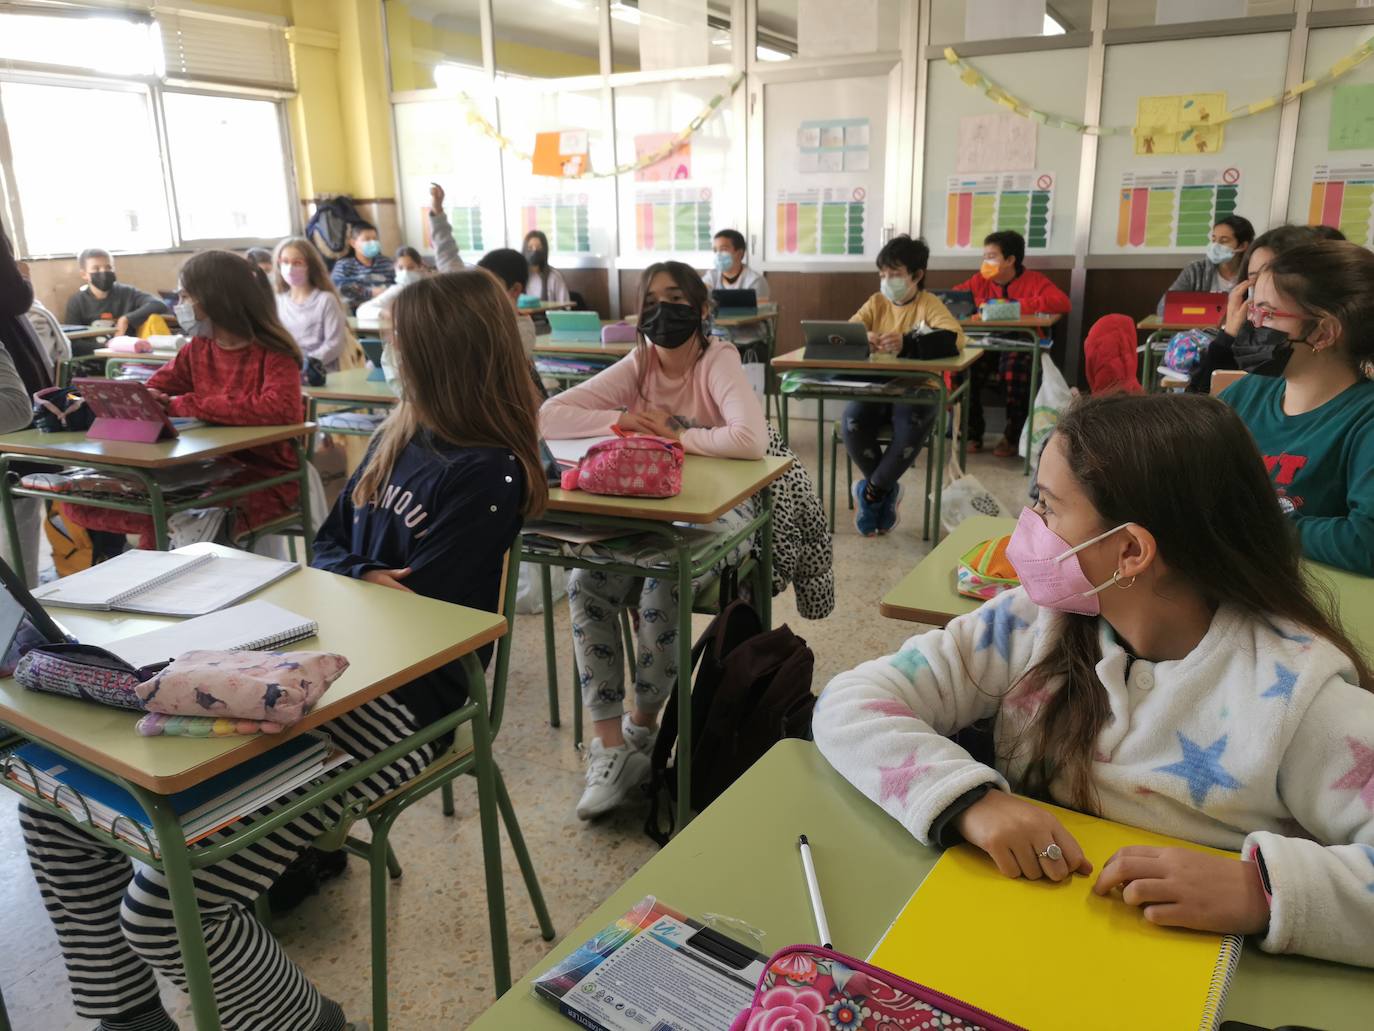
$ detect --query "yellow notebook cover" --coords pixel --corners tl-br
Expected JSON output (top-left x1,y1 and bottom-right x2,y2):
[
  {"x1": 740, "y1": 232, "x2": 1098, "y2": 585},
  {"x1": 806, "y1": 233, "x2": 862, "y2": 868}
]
[{"x1": 869, "y1": 800, "x2": 1244, "y2": 1031}]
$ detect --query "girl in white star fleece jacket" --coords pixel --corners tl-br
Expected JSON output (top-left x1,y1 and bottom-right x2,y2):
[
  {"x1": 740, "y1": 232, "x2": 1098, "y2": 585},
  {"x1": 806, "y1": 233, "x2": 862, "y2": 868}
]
[{"x1": 815, "y1": 393, "x2": 1374, "y2": 969}]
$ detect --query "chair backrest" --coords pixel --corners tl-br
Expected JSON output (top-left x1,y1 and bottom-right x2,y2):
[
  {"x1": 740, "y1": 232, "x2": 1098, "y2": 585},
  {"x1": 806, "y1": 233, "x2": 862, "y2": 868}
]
[
  {"x1": 1210, "y1": 369, "x2": 1246, "y2": 395},
  {"x1": 486, "y1": 541, "x2": 521, "y2": 740}
]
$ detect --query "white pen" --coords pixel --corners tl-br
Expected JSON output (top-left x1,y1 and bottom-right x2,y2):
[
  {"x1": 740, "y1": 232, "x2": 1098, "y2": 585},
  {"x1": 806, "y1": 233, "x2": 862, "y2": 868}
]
[{"x1": 797, "y1": 834, "x2": 832, "y2": 949}]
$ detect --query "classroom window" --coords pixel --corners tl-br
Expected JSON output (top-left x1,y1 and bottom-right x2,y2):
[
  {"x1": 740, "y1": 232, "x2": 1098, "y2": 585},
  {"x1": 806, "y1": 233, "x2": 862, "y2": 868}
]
[
  {"x1": 758, "y1": 0, "x2": 902, "y2": 59},
  {"x1": 384, "y1": 0, "x2": 484, "y2": 92},
  {"x1": 0, "y1": 80, "x2": 173, "y2": 256},
  {"x1": 1105, "y1": 0, "x2": 1293, "y2": 28},
  {"x1": 932, "y1": 0, "x2": 1091, "y2": 43},
  {"x1": 0, "y1": 9, "x2": 162, "y2": 77},
  {"x1": 495, "y1": 0, "x2": 602, "y2": 78},
  {"x1": 162, "y1": 92, "x2": 293, "y2": 242},
  {"x1": 611, "y1": 0, "x2": 734, "y2": 73}
]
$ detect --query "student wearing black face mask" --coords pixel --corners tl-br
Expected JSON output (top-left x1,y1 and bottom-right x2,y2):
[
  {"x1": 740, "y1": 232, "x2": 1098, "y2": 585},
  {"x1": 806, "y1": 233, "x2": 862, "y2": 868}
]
[
  {"x1": 63, "y1": 247, "x2": 169, "y2": 336},
  {"x1": 522, "y1": 229, "x2": 571, "y2": 304},
  {"x1": 539, "y1": 261, "x2": 767, "y2": 821},
  {"x1": 1219, "y1": 240, "x2": 1374, "y2": 576}
]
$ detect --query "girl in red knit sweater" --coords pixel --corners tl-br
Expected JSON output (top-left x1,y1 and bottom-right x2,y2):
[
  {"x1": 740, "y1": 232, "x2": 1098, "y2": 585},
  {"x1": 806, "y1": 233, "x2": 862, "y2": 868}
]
[{"x1": 64, "y1": 250, "x2": 304, "y2": 548}]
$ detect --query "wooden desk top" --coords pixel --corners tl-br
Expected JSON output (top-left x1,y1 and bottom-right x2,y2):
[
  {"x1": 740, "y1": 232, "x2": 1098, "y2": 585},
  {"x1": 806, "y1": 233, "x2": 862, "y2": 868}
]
[
  {"x1": 0, "y1": 545, "x2": 505, "y2": 793},
  {"x1": 93, "y1": 348, "x2": 176, "y2": 361},
  {"x1": 715, "y1": 302, "x2": 780, "y2": 328},
  {"x1": 545, "y1": 454, "x2": 791, "y2": 524},
  {"x1": 0, "y1": 424, "x2": 314, "y2": 469},
  {"x1": 960, "y1": 313, "x2": 1061, "y2": 330},
  {"x1": 468, "y1": 740, "x2": 1374, "y2": 1031},
  {"x1": 533, "y1": 340, "x2": 634, "y2": 358},
  {"x1": 771, "y1": 345, "x2": 985, "y2": 375},
  {"x1": 1138, "y1": 315, "x2": 1217, "y2": 332},
  {"x1": 304, "y1": 367, "x2": 400, "y2": 405},
  {"x1": 66, "y1": 327, "x2": 118, "y2": 341},
  {"x1": 521, "y1": 300, "x2": 576, "y2": 313}
]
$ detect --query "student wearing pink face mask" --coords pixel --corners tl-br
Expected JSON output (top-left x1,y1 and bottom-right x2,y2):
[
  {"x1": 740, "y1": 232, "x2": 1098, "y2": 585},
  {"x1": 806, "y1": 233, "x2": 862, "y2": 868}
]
[
  {"x1": 814, "y1": 392, "x2": 1374, "y2": 969},
  {"x1": 272, "y1": 236, "x2": 353, "y2": 371}
]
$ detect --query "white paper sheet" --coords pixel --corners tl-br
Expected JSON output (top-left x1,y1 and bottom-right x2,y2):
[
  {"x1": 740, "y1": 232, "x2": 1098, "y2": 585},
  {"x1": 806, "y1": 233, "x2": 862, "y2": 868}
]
[
  {"x1": 546, "y1": 436, "x2": 619, "y2": 464},
  {"x1": 957, "y1": 113, "x2": 1038, "y2": 173}
]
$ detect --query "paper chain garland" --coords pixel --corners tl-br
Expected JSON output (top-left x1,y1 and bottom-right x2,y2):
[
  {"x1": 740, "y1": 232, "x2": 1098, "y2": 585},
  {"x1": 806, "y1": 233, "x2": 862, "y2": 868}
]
[
  {"x1": 458, "y1": 72, "x2": 744, "y2": 179},
  {"x1": 943, "y1": 40, "x2": 1374, "y2": 137}
]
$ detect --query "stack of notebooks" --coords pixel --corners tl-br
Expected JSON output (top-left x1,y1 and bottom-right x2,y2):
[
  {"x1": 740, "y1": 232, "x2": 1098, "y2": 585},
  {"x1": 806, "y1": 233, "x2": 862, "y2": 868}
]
[
  {"x1": 34, "y1": 548, "x2": 298, "y2": 618},
  {"x1": 869, "y1": 801, "x2": 1245, "y2": 1031},
  {"x1": 5, "y1": 735, "x2": 348, "y2": 855}
]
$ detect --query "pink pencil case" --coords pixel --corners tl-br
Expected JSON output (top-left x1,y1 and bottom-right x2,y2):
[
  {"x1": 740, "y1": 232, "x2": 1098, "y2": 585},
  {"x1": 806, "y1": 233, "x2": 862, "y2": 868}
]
[
  {"x1": 106, "y1": 336, "x2": 154, "y2": 354},
  {"x1": 730, "y1": 943, "x2": 1025, "y2": 1031}
]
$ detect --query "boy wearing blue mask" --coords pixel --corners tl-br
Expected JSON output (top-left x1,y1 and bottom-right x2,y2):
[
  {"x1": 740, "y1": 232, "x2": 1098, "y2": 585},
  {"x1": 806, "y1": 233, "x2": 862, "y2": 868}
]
[
  {"x1": 703, "y1": 229, "x2": 769, "y2": 298},
  {"x1": 842, "y1": 235, "x2": 966, "y2": 537},
  {"x1": 1156, "y1": 214, "x2": 1254, "y2": 316},
  {"x1": 331, "y1": 220, "x2": 396, "y2": 310}
]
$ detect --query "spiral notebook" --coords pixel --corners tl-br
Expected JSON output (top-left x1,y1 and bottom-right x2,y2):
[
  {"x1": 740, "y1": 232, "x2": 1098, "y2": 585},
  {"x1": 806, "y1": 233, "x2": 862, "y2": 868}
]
[
  {"x1": 105, "y1": 600, "x2": 318, "y2": 668},
  {"x1": 869, "y1": 800, "x2": 1243, "y2": 1031},
  {"x1": 33, "y1": 549, "x2": 297, "y2": 617}
]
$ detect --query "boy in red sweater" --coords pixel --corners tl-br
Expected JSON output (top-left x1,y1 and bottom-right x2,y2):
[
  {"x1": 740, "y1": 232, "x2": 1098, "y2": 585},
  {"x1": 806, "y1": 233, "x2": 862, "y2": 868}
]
[{"x1": 953, "y1": 231, "x2": 1069, "y2": 457}]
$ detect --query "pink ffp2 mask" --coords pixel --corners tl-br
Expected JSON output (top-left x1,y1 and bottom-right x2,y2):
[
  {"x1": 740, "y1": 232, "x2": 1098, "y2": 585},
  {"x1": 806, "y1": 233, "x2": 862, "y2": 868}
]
[{"x1": 1005, "y1": 507, "x2": 1131, "y2": 616}]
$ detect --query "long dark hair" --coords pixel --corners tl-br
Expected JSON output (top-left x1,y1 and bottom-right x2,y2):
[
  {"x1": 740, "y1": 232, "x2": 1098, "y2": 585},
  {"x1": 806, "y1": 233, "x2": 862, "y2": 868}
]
[
  {"x1": 181, "y1": 250, "x2": 301, "y2": 361},
  {"x1": 633, "y1": 261, "x2": 711, "y2": 399},
  {"x1": 1240, "y1": 223, "x2": 1323, "y2": 279},
  {"x1": 354, "y1": 270, "x2": 547, "y2": 517},
  {"x1": 1263, "y1": 240, "x2": 1374, "y2": 376},
  {"x1": 1016, "y1": 393, "x2": 1371, "y2": 812}
]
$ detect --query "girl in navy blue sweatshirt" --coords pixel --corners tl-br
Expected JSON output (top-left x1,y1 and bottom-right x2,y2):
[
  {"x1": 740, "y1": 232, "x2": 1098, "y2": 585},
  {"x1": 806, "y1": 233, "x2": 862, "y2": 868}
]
[{"x1": 18, "y1": 270, "x2": 546, "y2": 1031}]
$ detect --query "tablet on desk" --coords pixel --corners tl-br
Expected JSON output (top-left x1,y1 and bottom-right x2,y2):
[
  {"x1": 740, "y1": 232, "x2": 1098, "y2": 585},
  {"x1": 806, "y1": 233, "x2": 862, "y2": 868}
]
[
  {"x1": 72, "y1": 378, "x2": 182, "y2": 444},
  {"x1": 801, "y1": 321, "x2": 870, "y2": 360}
]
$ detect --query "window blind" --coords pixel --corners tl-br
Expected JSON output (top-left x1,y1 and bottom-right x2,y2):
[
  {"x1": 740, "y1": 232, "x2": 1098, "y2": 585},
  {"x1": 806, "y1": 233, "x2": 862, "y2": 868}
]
[{"x1": 156, "y1": 5, "x2": 293, "y2": 91}]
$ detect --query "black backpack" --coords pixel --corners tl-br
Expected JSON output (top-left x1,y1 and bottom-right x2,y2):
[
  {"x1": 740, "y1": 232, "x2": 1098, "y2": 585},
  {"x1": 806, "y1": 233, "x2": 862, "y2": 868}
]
[
  {"x1": 643, "y1": 586, "x2": 815, "y2": 846},
  {"x1": 305, "y1": 195, "x2": 368, "y2": 264}
]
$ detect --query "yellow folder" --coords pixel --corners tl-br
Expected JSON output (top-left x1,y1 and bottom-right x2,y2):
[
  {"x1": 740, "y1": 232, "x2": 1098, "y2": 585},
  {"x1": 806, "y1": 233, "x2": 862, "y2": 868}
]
[{"x1": 869, "y1": 800, "x2": 1243, "y2": 1031}]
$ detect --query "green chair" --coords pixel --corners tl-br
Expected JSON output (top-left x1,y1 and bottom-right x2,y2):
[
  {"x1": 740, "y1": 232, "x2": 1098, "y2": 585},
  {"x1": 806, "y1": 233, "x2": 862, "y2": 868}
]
[{"x1": 300, "y1": 543, "x2": 554, "y2": 1028}]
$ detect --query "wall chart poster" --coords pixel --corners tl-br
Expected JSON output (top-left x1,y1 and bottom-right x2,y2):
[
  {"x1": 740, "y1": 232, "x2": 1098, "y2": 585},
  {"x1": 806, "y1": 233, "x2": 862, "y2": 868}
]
[
  {"x1": 775, "y1": 187, "x2": 866, "y2": 255},
  {"x1": 634, "y1": 187, "x2": 713, "y2": 251},
  {"x1": 423, "y1": 202, "x2": 484, "y2": 252},
  {"x1": 798, "y1": 118, "x2": 870, "y2": 174},
  {"x1": 944, "y1": 172, "x2": 1053, "y2": 249},
  {"x1": 1116, "y1": 167, "x2": 1239, "y2": 248},
  {"x1": 521, "y1": 194, "x2": 591, "y2": 253},
  {"x1": 1307, "y1": 163, "x2": 1374, "y2": 247}
]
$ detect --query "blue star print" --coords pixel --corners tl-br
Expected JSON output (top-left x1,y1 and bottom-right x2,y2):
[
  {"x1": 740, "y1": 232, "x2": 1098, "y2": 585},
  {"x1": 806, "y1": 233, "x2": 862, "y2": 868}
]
[
  {"x1": 1262, "y1": 663, "x2": 1298, "y2": 703},
  {"x1": 975, "y1": 602, "x2": 1029, "y2": 662},
  {"x1": 1272, "y1": 625, "x2": 1313, "y2": 644},
  {"x1": 890, "y1": 645, "x2": 930, "y2": 680},
  {"x1": 1361, "y1": 845, "x2": 1374, "y2": 894},
  {"x1": 1155, "y1": 732, "x2": 1244, "y2": 807}
]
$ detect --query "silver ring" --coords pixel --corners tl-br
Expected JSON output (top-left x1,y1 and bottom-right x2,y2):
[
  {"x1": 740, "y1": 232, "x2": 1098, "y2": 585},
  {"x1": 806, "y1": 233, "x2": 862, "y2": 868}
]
[{"x1": 1036, "y1": 843, "x2": 1063, "y2": 862}]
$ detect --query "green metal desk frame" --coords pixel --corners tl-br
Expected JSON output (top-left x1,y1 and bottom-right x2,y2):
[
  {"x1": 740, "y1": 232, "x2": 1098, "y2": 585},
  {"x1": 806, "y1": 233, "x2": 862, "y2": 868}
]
[
  {"x1": 519, "y1": 489, "x2": 775, "y2": 835},
  {"x1": 958, "y1": 326, "x2": 1044, "y2": 475}
]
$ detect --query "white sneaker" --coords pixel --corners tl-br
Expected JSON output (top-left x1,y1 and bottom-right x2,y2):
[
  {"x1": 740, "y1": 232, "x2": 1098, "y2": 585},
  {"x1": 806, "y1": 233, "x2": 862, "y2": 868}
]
[
  {"x1": 576, "y1": 739, "x2": 650, "y2": 820},
  {"x1": 622, "y1": 712, "x2": 658, "y2": 756}
]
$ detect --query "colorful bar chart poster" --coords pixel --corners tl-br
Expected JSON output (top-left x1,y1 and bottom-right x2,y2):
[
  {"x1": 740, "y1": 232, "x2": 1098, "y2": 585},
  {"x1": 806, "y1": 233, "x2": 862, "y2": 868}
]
[
  {"x1": 944, "y1": 172, "x2": 1053, "y2": 249},
  {"x1": 774, "y1": 187, "x2": 866, "y2": 255},
  {"x1": 634, "y1": 187, "x2": 712, "y2": 251},
  {"x1": 1115, "y1": 167, "x2": 1239, "y2": 248},
  {"x1": 521, "y1": 194, "x2": 591, "y2": 253},
  {"x1": 422, "y1": 203, "x2": 483, "y2": 252},
  {"x1": 1307, "y1": 163, "x2": 1374, "y2": 247}
]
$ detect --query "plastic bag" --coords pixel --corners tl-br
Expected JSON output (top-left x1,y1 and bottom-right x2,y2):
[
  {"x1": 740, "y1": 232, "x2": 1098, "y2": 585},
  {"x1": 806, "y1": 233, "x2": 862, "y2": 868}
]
[
  {"x1": 1018, "y1": 355, "x2": 1071, "y2": 467},
  {"x1": 515, "y1": 562, "x2": 566, "y2": 614}
]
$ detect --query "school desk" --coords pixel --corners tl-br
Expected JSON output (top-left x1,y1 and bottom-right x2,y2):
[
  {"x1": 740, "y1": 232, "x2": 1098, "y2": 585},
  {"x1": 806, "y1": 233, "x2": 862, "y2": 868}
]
[
  {"x1": 1137, "y1": 315, "x2": 1216, "y2": 392},
  {"x1": 880, "y1": 514, "x2": 1374, "y2": 665},
  {"x1": 521, "y1": 453, "x2": 791, "y2": 832},
  {"x1": 532, "y1": 338, "x2": 633, "y2": 389},
  {"x1": 468, "y1": 738, "x2": 1373, "y2": 1031},
  {"x1": 770, "y1": 346, "x2": 984, "y2": 542},
  {"x1": 0, "y1": 423, "x2": 316, "y2": 565},
  {"x1": 303, "y1": 367, "x2": 400, "y2": 438},
  {"x1": 0, "y1": 546, "x2": 510, "y2": 1030},
  {"x1": 717, "y1": 303, "x2": 781, "y2": 420},
  {"x1": 958, "y1": 313, "x2": 1061, "y2": 474}
]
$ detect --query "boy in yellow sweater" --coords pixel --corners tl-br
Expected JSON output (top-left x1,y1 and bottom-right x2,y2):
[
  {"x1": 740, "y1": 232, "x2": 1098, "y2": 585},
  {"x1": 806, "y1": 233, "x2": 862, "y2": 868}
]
[{"x1": 843, "y1": 235, "x2": 965, "y2": 536}]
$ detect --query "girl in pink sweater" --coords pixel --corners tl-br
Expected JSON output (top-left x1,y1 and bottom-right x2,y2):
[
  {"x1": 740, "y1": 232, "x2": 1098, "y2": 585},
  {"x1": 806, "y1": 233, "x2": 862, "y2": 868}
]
[{"x1": 540, "y1": 261, "x2": 766, "y2": 820}]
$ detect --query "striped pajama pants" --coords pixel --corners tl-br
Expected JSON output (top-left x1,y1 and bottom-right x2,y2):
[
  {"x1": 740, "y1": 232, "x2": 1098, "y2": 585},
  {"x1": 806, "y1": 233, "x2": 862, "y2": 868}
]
[{"x1": 19, "y1": 693, "x2": 440, "y2": 1031}]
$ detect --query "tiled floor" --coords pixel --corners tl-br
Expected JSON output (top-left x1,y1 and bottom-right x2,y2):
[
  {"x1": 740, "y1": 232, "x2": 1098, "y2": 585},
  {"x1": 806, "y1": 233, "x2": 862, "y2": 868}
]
[{"x1": 0, "y1": 417, "x2": 1033, "y2": 1030}]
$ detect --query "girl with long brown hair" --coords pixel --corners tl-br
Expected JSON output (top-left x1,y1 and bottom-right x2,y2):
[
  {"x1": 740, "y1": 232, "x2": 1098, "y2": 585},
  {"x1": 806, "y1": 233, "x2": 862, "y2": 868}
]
[
  {"x1": 273, "y1": 235, "x2": 355, "y2": 371},
  {"x1": 61, "y1": 249, "x2": 305, "y2": 550},
  {"x1": 540, "y1": 260, "x2": 767, "y2": 821},
  {"x1": 815, "y1": 392, "x2": 1374, "y2": 968}
]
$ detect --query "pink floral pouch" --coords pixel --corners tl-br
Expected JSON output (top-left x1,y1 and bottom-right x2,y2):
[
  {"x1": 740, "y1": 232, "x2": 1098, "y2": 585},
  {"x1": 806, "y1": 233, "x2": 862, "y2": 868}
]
[
  {"x1": 730, "y1": 944, "x2": 1024, "y2": 1031},
  {"x1": 559, "y1": 435, "x2": 684, "y2": 498},
  {"x1": 134, "y1": 650, "x2": 348, "y2": 725}
]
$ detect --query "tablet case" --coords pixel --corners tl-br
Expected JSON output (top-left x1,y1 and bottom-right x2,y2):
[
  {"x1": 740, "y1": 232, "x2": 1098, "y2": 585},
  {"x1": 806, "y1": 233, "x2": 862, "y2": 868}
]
[{"x1": 73, "y1": 378, "x2": 180, "y2": 444}]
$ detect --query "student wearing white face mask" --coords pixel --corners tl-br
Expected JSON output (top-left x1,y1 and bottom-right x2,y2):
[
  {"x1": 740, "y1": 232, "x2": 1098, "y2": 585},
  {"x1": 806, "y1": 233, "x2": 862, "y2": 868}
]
[
  {"x1": 272, "y1": 237, "x2": 353, "y2": 371},
  {"x1": 1156, "y1": 214, "x2": 1254, "y2": 316},
  {"x1": 841, "y1": 235, "x2": 966, "y2": 537},
  {"x1": 358, "y1": 183, "x2": 466, "y2": 331}
]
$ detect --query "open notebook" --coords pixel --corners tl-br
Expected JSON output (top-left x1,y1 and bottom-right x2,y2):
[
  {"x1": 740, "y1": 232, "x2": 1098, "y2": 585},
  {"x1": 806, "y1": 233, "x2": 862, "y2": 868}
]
[
  {"x1": 869, "y1": 800, "x2": 1244, "y2": 1031},
  {"x1": 34, "y1": 549, "x2": 297, "y2": 617},
  {"x1": 105, "y1": 600, "x2": 318, "y2": 669}
]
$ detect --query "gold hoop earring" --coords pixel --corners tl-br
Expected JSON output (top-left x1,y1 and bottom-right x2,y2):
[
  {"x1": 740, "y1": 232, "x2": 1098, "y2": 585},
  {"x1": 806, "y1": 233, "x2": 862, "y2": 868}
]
[{"x1": 1112, "y1": 570, "x2": 1137, "y2": 590}]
